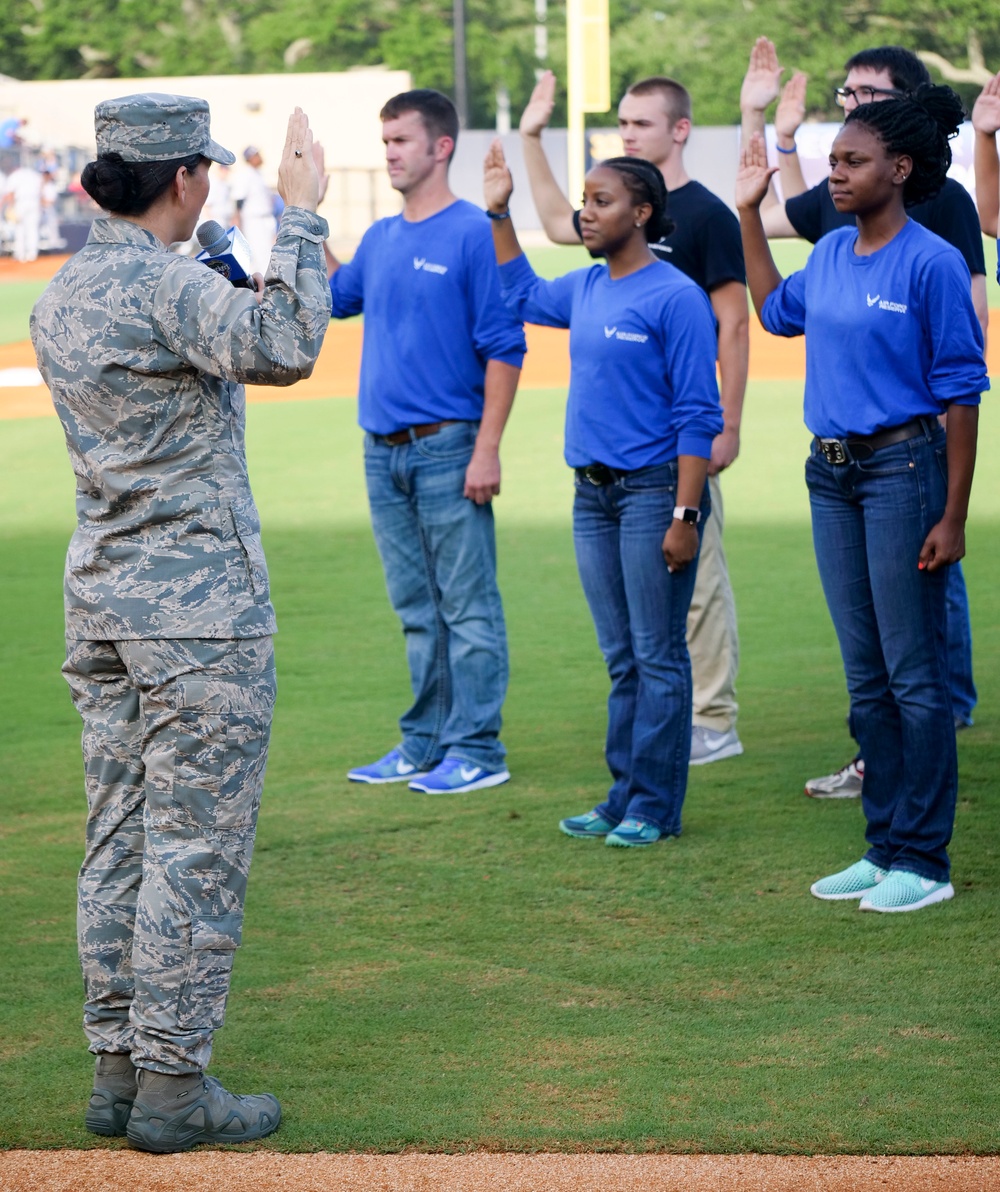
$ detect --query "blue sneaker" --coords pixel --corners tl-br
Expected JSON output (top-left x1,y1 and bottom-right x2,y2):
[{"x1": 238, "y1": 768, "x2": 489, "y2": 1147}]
[
  {"x1": 408, "y1": 758, "x2": 510, "y2": 794},
  {"x1": 859, "y1": 869, "x2": 954, "y2": 913},
  {"x1": 347, "y1": 748, "x2": 432, "y2": 785},
  {"x1": 605, "y1": 817, "x2": 662, "y2": 847},
  {"x1": 559, "y1": 810, "x2": 615, "y2": 839}
]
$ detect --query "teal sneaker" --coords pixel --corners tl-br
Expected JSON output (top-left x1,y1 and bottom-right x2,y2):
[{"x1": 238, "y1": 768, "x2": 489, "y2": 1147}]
[
  {"x1": 810, "y1": 858, "x2": 888, "y2": 900},
  {"x1": 559, "y1": 810, "x2": 615, "y2": 839},
  {"x1": 605, "y1": 817, "x2": 662, "y2": 848},
  {"x1": 859, "y1": 869, "x2": 954, "y2": 913}
]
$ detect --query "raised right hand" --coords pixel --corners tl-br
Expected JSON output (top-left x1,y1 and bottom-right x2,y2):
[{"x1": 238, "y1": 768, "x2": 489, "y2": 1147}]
[
  {"x1": 519, "y1": 70, "x2": 556, "y2": 138},
  {"x1": 775, "y1": 71, "x2": 808, "y2": 140},
  {"x1": 484, "y1": 138, "x2": 514, "y2": 213},
  {"x1": 740, "y1": 36, "x2": 785, "y2": 114},
  {"x1": 277, "y1": 108, "x2": 321, "y2": 213},
  {"x1": 972, "y1": 71, "x2": 1000, "y2": 135},
  {"x1": 735, "y1": 132, "x2": 778, "y2": 211}
]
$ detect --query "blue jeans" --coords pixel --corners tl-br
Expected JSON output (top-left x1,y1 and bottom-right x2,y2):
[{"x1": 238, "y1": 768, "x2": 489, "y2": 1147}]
[
  {"x1": 572, "y1": 461, "x2": 709, "y2": 834},
  {"x1": 806, "y1": 426, "x2": 956, "y2": 881},
  {"x1": 946, "y1": 561, "x2": 976, "y2": 725},
  {"x1": 364, "y1": 421, "x2": 508, "y2": 772}
]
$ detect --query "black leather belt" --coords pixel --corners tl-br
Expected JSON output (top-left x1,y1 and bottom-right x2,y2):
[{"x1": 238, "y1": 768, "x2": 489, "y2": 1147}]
[
  {"x1": 815, "y1": 416, "x2": 934, "y2": 465},
  {"x1": 378, "y1": 420, "x2": 458, "y2": 446},
  {"x1": 575, "y1": 463, "x2": 630, "y2": 486}
]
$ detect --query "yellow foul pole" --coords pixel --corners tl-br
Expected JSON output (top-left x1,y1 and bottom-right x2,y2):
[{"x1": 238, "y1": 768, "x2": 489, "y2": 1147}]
[{"x1": 566, "y1": 0, "x2": 610, "y2": 207}]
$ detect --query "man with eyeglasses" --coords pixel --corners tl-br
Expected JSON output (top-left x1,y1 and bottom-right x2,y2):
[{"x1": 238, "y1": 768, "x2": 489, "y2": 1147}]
[{"x1": 740, "y1": 39, "x2": 986, "y2": 800}]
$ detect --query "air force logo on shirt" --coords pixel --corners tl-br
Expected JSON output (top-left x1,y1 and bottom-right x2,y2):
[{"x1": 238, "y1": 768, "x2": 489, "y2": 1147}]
[
  {"x1": 604, "y1": 325, "x2": 649, "y2": 344},
  {"x1": 866, "y1": 292, "x2": 907, "y2": 314},
  {"x1": 413, "y1": 257, "x2": 448, "y2": 275}
]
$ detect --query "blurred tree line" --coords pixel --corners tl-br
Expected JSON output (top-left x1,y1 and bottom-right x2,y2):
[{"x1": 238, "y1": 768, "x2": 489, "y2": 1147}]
[{"x1": 1, "y1": 0, "x2": 997, "y2": 126}]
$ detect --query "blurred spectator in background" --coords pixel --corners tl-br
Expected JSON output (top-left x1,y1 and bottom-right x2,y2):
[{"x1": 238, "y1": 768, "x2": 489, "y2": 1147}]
[
  {"x1": 4, "y1": 162, "x2": 42, "y2": 261},
  {"x1": 0, "y1": 116, "x2": 27, "y2": 149},
  {"x1": 39, "y1": 168, "x2": 64, "y2": 252},
  {"x1": 203, "y1": 162, "x2": 235, "y2": 229},
  {"x1": 232, "y1": 145, "x2": 276, "y2": 273}
]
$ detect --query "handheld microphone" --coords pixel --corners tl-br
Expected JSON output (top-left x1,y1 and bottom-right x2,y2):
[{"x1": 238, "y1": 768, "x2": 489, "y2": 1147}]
[{"x1": 195, "y1": 221, "x2": 256, "y2": 289}]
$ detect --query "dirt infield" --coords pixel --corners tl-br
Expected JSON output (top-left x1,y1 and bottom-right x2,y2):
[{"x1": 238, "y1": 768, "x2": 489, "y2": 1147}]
[
  {"x1": 0, "y1": 248, "x2": 810, "y2": 422},
  {"x1": 0, "y1": 321, "x2": 813, "y2": 421},
  {"x1": 4, "y1": 250, "x2": 999, "y2": 422},
  {"x1": 2, "y1": 1151, "x2": 999, "y2": 1192}
]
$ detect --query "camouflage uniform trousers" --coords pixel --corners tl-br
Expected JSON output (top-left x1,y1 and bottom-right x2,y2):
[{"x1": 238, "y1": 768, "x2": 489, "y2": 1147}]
[{"x1": 63, "y1": 635, "x2": 276, "y2": 1075}]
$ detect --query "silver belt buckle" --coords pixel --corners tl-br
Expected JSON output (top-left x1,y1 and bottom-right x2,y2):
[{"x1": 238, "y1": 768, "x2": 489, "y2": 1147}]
[{"x1": 819, "y1": 438, "x2": 848, "y2": 465}]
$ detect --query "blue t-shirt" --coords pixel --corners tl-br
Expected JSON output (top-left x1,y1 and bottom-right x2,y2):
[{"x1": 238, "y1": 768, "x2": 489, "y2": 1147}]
[
  {"x1": 761, "y1": 221, "x2": 988, "y2": 439},
  {"x1": 500, "y1": 253, "x2": 723, "y2": 470},
  {"x1": 330, "y1": 199, "x2": 526, "y2": 434}
]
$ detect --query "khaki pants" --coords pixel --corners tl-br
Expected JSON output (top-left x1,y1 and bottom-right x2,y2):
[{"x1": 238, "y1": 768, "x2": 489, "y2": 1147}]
[
  {"x1": 64, "y1": 636, "x2": 276, "y2": 1075},
  {"x1": 687, "y1": 474, "x2": 739, "y2": 732}
]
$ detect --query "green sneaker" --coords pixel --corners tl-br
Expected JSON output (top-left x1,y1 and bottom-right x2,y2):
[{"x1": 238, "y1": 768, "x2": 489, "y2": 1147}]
[
  {"x1": 559, "y1": 810, "x2": 615, "y2": 838},
  {"x1": 85, "y1": 1053, "x2": 137, "y2": 1137},
  {"x1": 127, "y1": 1070, "x2": 281, "y2": 1153},
  {"x1": 859, "y1": 869, "x2": 954, "y2": 913},
  {"x1": 810, "y1": 858, "x2": 887, "y2": 900},
  {"x1": 605, "y1": 817, "x2": 662, "y2": 847}
]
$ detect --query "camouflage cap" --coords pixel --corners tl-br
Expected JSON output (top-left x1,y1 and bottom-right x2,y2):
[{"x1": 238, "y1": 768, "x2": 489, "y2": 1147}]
[{"x1": 95, "y1": 93, "x2": 236, "y2": 166}]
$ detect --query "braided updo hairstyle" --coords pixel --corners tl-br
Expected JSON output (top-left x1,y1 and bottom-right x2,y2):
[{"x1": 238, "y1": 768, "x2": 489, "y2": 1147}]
[
  {"x1": 599, "y1": 156, "x2": 675, "y2": 241},
  {"x1": 81, "y1": 151, "x2": 205, "y2": 216},
  {"x1": 844, "y1": 84, "x2": 965, "y2": 208}
]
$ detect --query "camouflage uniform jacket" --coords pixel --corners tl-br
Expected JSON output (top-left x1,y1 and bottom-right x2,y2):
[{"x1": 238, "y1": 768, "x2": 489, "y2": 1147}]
[{"x1": 31, "y1": 206, "x2": 330, "y2": 641}]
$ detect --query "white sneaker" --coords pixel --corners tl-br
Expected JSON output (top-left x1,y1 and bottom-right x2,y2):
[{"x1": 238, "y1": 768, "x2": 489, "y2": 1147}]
[
  {"x1": 690, "y1": 725, "x2": 744, "y2": 766},
  {"x1": 804, "y1": 757, "x2": 864, "y2": 799}
]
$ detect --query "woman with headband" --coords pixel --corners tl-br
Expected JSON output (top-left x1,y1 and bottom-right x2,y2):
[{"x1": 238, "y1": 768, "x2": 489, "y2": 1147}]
[{"x1": 484, "y1": 143, "x2": 723, "y2": 848}]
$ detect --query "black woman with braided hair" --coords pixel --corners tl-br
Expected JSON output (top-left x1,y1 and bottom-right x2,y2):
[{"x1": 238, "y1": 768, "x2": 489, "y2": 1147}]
[
  {"x1": 738, "y1": 85, "x2": 989, "y2": 913},
  {"x1": 484, "y1": 142, "x2": 723, "y2": 848}
]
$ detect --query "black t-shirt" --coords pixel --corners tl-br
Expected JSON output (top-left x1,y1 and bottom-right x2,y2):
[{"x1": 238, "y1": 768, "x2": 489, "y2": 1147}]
[
  {"x1": 785, "y1": 178, "x2": 986, "y2": 275},
  {"x1": 572, "y1": 179, "x2": 746, "y2": 294}
]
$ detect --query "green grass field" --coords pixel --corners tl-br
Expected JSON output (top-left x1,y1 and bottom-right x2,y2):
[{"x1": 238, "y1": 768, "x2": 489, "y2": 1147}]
[{"x1": 1, "y1": 242, "x2": 999, "y2": 1153}]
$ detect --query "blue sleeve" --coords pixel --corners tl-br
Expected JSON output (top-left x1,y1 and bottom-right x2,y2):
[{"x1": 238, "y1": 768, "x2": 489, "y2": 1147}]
[
  {"x1": 329, "y1": 232, "x2": 367, "y2": 319},
  {"x1": 463, "y1": 223, "x2": 526, "y2": 367},
  {"x1": 919, "y1": 250, "x2": 989, "y2": 405},
  {"x1": 499, "y1": 253, "x2": 580, "y2": 329},
  {"x1": 661, "y1": 287, "x2": 725, "y2": 459},
  {"x1": 761, "y1": 269, "x2": 807, "y2": 338}
]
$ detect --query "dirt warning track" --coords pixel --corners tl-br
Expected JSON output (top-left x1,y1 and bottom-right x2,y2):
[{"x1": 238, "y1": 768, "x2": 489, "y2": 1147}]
[{"x1": 2, "y1": 1151, "x2": 999, "y2": 1192}]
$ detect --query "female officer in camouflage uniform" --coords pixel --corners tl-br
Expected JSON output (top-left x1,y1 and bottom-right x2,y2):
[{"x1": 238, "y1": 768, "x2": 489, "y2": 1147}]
[{"x1": 31, "y1": 95, "x2": 330, "y2": 1152}]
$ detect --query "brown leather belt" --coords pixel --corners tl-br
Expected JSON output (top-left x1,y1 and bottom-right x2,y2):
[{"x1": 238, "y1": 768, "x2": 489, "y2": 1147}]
[
  {"x1": 815, "y1": 416, "x2": 934, "y2": 465},
  {"x1": 378, "y1": 420, "x2": 459, "y2": 446}
]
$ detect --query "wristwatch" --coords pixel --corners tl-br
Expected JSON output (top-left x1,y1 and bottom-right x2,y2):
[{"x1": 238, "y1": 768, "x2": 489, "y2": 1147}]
[{"x1": 673, "y1": 505, "x2": 701, "y2": 525}]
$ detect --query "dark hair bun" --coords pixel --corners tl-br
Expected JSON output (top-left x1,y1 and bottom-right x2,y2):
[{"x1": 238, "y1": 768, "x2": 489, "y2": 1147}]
[
  {"x1": 81, "y1": 154, "x2": 135, "y2": 213},
  {"x1": 80, "y1": 150, "x2": 205, "y2": 216},
  {"x1": 911, "y1": 82, "x2": 965, "y2": 142}
]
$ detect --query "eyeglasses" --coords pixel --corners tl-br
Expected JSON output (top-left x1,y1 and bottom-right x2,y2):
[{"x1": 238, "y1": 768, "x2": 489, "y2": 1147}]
[{"x1": 835, "y1": 85, "x2": 906, "y2": 107}]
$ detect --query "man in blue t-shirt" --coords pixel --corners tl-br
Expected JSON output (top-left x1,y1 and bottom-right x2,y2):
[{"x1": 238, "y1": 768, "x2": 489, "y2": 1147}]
[
  {"x1": 519, "y1": 71, "x2": 750, "y2": 770},
  {"x1": 740, "y1": 40, "x2": 986, "y2": 797},
  {"x1": 326, "y1": 89, "x2": 525, "y2": 795}
]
